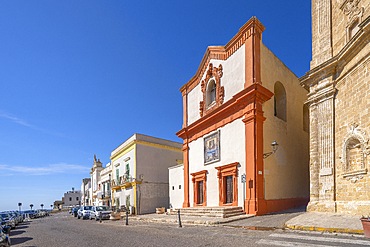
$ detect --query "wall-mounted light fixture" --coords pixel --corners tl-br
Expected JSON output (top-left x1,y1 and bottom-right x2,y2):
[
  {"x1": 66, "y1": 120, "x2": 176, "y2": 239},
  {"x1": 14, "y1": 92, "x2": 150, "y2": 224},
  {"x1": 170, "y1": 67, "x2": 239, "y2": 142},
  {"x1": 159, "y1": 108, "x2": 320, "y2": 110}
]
[{"x1": 263, "y1": 140, "x2": 279, "y2": 159}]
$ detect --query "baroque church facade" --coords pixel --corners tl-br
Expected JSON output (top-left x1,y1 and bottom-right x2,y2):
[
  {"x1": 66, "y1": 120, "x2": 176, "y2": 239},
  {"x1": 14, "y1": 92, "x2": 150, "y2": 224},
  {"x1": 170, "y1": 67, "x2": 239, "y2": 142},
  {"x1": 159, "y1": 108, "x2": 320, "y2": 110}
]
[
  {"x1": 301, "y1": 0, "x2": 370, "y2": 215},
  {"x1": 177, "y1": 17, "x2": 309, "y2": 215}
]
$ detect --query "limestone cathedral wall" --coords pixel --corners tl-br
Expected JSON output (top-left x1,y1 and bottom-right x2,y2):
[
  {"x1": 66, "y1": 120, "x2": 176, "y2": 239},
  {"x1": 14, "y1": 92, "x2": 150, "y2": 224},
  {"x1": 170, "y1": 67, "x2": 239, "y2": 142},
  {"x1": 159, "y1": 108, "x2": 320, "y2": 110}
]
[
  {"x1": 331, "y1": 0, "x2": 370, "y2": 57},
  {"x1": 334, "y1": 45, "x2": 370, "y2": 215},
  {"x1": 302, "y1": 0, "x2": 370, "y2": 215}
]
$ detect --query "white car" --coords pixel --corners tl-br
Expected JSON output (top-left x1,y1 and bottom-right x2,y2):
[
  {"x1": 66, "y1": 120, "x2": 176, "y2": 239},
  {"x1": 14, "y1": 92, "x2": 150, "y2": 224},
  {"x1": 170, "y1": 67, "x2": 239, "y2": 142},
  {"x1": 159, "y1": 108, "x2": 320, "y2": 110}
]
[
  {"x1": 89, "y1": 206, "x2": 112, "y2": 221},
  {"x1": 77, "y1": 206, "x2": 94, "y2": 220}
]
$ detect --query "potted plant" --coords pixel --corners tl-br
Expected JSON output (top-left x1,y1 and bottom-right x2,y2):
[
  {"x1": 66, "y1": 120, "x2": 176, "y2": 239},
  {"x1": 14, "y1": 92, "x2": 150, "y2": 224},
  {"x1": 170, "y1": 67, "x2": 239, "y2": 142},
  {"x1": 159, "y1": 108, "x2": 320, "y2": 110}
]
[{"x1": 360, "y1": 216, "x2": 370, "y2": 238}]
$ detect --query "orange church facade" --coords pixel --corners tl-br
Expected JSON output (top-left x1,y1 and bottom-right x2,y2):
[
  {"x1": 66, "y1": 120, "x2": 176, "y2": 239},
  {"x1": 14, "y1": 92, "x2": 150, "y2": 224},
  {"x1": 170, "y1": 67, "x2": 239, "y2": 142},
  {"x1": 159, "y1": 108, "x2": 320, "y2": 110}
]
[{"x1": 177, "y1": 17, "x2": 309, "y2": 215}]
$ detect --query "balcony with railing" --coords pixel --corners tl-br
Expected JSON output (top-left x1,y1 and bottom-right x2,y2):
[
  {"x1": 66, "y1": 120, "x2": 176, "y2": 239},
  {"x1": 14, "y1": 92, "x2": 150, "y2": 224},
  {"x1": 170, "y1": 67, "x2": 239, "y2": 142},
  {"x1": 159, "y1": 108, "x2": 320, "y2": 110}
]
[{"x1": 111, "y1": 175, "x2": 134, "y2": 189}]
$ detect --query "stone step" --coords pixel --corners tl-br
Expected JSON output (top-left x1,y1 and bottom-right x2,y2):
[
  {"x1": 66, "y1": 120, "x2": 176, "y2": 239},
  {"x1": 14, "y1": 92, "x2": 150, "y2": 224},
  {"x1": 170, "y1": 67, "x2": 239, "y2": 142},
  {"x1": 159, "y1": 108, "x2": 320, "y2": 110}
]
[{"x1": 171, "y1": 206, "x2": 245, "y2": 218}]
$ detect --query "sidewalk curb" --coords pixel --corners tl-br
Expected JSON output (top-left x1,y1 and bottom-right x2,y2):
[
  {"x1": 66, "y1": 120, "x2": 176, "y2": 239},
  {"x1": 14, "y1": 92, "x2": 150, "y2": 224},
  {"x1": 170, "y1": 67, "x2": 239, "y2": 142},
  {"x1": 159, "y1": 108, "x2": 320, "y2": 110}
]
[
  {"x1": 131, "y1": 214, "x2": 254, "y2": 226},
  {"x1": 285, "y1": 224, "x2": 364, "y2": 235}
]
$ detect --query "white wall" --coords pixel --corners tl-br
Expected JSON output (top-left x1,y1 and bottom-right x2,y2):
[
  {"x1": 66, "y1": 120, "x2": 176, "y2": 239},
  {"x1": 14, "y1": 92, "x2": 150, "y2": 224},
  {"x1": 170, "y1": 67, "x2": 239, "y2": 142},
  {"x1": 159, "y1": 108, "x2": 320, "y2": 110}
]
[
  {"x1": 112, "y1": 148, "x2": 135, "y2": 184},
  {"x1": 188, "y1": 119, "x2": 245, "y2": 207},
  {"x1": 169, "y1": 164, "x2": 184, "y2": 209},
  {"x1": 187, "y1": 45, "x2": 245, "y2": 125},
  {"x1": 111, "y1": 148, "x2": 135, "y2": 209}
]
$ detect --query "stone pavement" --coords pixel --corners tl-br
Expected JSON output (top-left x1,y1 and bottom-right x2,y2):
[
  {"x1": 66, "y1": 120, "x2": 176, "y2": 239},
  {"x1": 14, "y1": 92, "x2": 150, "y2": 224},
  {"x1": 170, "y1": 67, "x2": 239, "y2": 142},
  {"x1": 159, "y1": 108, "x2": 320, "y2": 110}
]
[
  {"x1": 127, "y1": 206, "x2": 364, "y2": 235},
  {"x1": 285, "y1": 211, "x2": 363, "y2": 235}
]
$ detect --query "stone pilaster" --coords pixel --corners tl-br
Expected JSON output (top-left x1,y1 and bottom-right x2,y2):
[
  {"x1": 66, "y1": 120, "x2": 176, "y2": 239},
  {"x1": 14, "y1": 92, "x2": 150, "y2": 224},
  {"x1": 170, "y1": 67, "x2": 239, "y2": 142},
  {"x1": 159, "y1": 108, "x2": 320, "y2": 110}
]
[
  {"x1": 311, "y1": 0, "x2": 333, "y2": 68},
  {"x1": 306, "y1": 78, "x2": 337, "y2": 212},
  {"x1": 182, "y1": 141, "x2": 190, "y2": 208}
]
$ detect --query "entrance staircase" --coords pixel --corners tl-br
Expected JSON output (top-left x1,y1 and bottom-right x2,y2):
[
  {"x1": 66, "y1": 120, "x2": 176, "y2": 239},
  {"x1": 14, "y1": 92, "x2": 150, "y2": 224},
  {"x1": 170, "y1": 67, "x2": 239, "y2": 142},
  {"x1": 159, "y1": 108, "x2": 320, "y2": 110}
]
[{"x1": 173, "y1": 206, "x2": 245, "y2": 218}]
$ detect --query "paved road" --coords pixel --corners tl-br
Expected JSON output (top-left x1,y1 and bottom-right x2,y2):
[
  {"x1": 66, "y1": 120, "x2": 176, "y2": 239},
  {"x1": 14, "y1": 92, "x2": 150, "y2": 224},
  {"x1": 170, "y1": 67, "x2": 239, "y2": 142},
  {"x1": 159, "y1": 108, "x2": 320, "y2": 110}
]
[{"x1": 9, "y1": 212, "x2": 370, "y2": 247}]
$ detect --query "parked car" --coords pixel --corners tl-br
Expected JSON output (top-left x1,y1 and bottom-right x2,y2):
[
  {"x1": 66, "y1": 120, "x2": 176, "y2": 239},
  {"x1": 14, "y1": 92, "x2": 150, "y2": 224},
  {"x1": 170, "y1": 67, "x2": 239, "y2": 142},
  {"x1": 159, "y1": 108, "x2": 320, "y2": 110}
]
[
  {"x1": 0, "y1": 217, "x2": 8, "y2": 228},
  {"x1": 3, "y1": 212, "x2": 18, "y2": 227},
  {"x1": 0, "y1": 213, "x2": 15, "y2": 230},
  {"x1": 77, "y1": 206, "x2": 93, "y2": 220},
  {"x1": 71, "y1": 207, "x2": 80, "y2": 217},
  {"x1": 0, "y1": 225, "x2": 10, "y2": 247},
  {"x1": 90, "y1": 206, "x2": 112, "y2": 221},
  {"x1": 12, "y1": 211, "x2": 23, "y2": 224},
  {"x1": 22, "y1": 210, "x2": 37, "y2": 219}
]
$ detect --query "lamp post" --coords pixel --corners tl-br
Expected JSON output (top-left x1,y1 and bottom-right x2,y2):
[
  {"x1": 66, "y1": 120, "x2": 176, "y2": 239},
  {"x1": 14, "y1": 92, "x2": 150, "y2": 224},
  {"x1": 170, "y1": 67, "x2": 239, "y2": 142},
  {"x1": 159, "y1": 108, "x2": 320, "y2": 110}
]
[
  {"x1": 108, "y1": 174, "x2": 111, "y2": 208},
  {"x1": 40, "y1": 204, "x2": 44, "y2": 210},
  {"x1": 241, "y1": 174, "x2": 246, "y2": 211},
  {"x1": 263, "y1": 140, "x2": 279, "y2": 159},
  {"x1": 18, "y1": 202, "x2": 22, "y2": 212}
]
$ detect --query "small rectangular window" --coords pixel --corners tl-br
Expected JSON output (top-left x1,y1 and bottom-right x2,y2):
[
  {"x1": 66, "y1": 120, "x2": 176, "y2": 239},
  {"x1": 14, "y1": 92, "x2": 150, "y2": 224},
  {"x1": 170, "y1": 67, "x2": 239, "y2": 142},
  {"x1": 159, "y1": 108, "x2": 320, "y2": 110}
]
[
  {"x1": 349, "y1": 19, "x2": 360, "y2": 40},
  {"x1": 116, "y1": 168, "x2": 119, "y2": 182},
  {"x1": 172, "y1": 186, "x2": 175, "y2": 190},
  {"x1": 179, "y1": 185, "x2": 181, "y2": 189}
]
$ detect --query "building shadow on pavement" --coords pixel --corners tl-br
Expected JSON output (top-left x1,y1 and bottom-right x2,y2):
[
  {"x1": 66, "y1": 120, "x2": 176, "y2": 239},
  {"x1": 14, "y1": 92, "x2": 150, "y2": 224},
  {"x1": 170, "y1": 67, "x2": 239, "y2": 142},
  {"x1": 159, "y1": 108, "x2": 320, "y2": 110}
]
[
  {"x1": 15, "y1": 225, "x2": 29, "y2": 230},
  {"x1": 10, "y1": 237, "x2": 33, "y2": 245},
  {"x1": 9, "y1": 230, "x2": 26, "y2": 236},
  {"x1": 224, "y1": 206, "x2": 307, "y2": 229},
  {"x1": 265, "y1": 205, "x2": 307, "y2": 215}
]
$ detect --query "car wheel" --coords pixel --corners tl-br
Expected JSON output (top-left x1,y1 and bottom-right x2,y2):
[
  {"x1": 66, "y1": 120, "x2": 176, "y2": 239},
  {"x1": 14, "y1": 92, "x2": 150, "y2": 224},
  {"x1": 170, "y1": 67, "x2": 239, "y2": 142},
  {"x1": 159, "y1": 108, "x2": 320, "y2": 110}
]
[{"x1": 77, "y1": 216, "x2": 80, "y2": 219}]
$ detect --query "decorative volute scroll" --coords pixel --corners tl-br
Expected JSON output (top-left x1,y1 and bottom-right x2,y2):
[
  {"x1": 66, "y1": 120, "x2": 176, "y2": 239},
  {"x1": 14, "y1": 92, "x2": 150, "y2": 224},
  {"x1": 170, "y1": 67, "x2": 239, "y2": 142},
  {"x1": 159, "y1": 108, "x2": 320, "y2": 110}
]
[
  {"x1": 341, "y1": 0, "x2": 364, "y2": 23},
  {"x1": 199, "y1": 63, "x2": 225, "y2": 117}
]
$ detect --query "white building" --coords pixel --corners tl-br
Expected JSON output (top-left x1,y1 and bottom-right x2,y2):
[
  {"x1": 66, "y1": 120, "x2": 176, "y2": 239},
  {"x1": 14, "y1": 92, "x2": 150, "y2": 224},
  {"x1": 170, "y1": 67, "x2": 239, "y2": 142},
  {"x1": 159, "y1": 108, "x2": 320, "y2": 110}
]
[
  {"x1": 96, "y1": 162, "x2": 112, "y2": 207},
  {"x1": 80, "y1": 178, "x2": 91, "y2": 206},
  {"x1": 168, "y1": 163, "x2": 183, "y2": 209},
  {"x1": 90, "y1": 155, "x2": 105, "y2": 206}
]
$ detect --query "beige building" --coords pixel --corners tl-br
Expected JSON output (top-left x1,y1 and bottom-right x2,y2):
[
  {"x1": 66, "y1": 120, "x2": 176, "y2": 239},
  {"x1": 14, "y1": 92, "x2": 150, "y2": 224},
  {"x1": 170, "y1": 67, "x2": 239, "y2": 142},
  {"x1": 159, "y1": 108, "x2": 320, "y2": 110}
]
[
  {"x1": 62, "y1": 188, "x2": 81, "y2": 208},
  {"x1": 177, "y1": 17, "x2": 309, "y2": 215},
  {"x1": 301, "y1": 0, "x2": 370, "y2": 215},
  {"x1": 110, "y1": 133, "x2": 182, "y2": 215}
]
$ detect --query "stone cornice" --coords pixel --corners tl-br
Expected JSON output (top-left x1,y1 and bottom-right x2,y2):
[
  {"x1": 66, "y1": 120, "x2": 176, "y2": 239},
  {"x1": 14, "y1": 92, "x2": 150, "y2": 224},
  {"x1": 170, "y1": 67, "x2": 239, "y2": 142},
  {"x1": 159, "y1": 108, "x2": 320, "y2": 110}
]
[
  {"x1": 306, "y1": 85, "x2": 337, "y2": 106},
  {"x1": 300, "y1": 15, "x2": 370, "y2": 87},
  {"x1": 110, "y1": 142, "x2": 135, "y2": 161},
  {"x1": 176, "y1": 84, "x2": 273, "y2": 143}
]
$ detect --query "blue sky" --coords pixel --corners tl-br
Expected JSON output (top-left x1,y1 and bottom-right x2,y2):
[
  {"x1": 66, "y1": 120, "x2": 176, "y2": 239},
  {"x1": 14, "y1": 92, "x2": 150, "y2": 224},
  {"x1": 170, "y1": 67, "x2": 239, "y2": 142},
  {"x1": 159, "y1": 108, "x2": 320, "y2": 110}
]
[{"x1": 0, "y1": 1, "x2": 311, "y2": 211}]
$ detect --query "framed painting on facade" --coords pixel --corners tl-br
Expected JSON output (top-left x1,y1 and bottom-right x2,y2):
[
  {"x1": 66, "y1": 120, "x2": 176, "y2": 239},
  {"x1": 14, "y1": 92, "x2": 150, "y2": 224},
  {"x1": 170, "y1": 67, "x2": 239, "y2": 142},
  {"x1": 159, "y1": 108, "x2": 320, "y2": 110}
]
[{"x1": 204, "y1": 131, "x2": 220, "y2": 164}]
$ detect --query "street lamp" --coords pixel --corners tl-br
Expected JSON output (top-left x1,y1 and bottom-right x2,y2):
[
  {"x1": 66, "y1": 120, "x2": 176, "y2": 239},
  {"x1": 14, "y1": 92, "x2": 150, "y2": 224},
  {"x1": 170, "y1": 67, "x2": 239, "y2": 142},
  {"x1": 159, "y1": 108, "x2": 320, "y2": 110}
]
[
  {"x1": 263, "y1": 140, "x2": 279, "y2": 159},
  {"x1": 18, "y1": 202, "x2": 22, "y2": 212},
  {"x1": 108, "y1": 174, "x2": 112, "y2": 208}
]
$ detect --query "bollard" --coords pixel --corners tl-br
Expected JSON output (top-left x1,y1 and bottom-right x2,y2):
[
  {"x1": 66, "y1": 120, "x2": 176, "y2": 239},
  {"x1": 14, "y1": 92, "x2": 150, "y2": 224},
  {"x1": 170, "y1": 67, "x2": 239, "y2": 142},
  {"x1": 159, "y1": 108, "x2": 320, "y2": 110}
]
[
  {"x1": 177, "y1": 209, "x2": 182, "y2": 228},
  {"x1": 125, "y1": 210, "x2": 129, "y2": 225}
]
